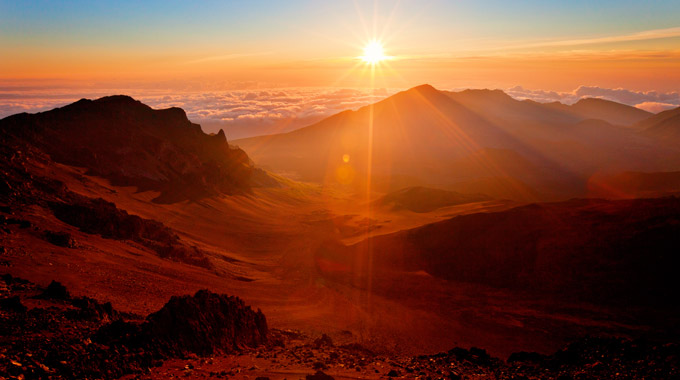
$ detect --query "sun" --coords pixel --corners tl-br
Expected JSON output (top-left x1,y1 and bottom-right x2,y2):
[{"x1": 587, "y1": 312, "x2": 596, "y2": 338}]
[{"x1": 360, "y1": 40, "x2": 388, "y2": 64}]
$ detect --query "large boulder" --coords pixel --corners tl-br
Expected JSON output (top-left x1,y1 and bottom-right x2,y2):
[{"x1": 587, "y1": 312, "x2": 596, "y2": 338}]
[{"x1": 143, "y1": 289, "x2": 268, "y2": 355}]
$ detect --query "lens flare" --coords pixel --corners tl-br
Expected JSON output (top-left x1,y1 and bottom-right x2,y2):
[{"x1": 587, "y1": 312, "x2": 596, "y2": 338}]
[{"x1": 360, "y1": 40, "x2": 387, "y2": 64}]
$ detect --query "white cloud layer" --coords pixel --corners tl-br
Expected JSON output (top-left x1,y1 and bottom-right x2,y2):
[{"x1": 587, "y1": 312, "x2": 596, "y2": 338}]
[
  {"x1": 1, "y1": 85, "x2": 678, "y2": 140},
  {"x1": 0, "y1": 87, "x2": 394, "y2": 139},
  {"x1": 506, "y1": 85, "x2": 680, "y2": 112}
]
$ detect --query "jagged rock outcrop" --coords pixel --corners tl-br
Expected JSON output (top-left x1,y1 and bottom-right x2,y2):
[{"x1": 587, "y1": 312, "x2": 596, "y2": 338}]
[
  {"x1": 0, "y1": 95, "x2": 257, "y2": 202},
  {"x1": 39, "y1": 280, "x2": 70, "y2": 300},
  {"x1": 1, "y1": 277, "x2": 269, "y2": 379},
  {"x1": 49, "y1": 196, "x2": 213, "y2": 268},
  {"x1": 2, "y1": 276, "x2": 678, "y2": 380},
  {"x1": 94, "y1": 290, "x2": 268, "y2": 358},
  {"x1": 143, "y1": 289, "x2": 268, "y2": 355},
  {"x1": 0, "y1": 144, "x2": 214, "y2": 268}
]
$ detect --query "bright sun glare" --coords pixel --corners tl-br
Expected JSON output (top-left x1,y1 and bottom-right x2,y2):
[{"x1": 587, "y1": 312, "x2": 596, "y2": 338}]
[{"x1": 360, "y1": 40, "x2": 387, "y2": 64}]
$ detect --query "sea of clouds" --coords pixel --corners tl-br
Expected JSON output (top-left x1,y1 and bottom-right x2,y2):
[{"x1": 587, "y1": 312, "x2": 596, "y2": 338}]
[
  {"x1": 0, "y1": 87, "x2": 393, "y2": 139},
  {"x1": 506, "y1": 85, "x2": 680, "y2": 113},
  {"x1": 1, "y1": 85, "x2": 678, "y2": 139}
]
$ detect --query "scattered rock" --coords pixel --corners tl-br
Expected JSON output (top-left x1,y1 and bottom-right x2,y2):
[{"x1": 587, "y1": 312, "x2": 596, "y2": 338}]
[
  {"x1": 0, "y1": 296, "x2": 26, "y2": 313},
  {"x1": 313, "y1": 361, "x2": 328, "y2": 370},
  {"x1": 39, "y1": 280, "x2": 70, "y2": 300},
  {"x1": 306, "y1": 370, "x2": 335, "y2": 380},
  {"x1": 2, "y1": 276, "x2": 679, "y2": 380},
  {"x1": 70, "y1": 296, "x2": 118, "y2": 321},
  {"x1": 44, "y1": 230, "x2": 77, "y2": 248},
  {"x1": 49, "y1": 197, "x2": 213, "y2": 269},
  {"x1": 313, "y1": 333, "x2": 334, "y2": 348}
]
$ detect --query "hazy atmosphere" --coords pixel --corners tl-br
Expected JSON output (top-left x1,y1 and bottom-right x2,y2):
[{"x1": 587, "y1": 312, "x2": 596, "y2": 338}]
[{"x1": 2, "y1": 1, "x2": 680, "y2": 379}]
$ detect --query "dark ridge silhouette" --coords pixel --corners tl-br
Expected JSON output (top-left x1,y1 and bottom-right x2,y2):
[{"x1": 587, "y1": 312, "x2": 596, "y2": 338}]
[
  {"x1": 0, "y1": 144, "x2": 213, "y2": 268},
  {"x1": 0, "y1": 95, "x2": 259, "y2": 203},
  {"x1": 317, "y1": 197, "x2": 680, "y2": 307},
  {"x1": 375, "y1": 186, "x2": 491, "y2": 212},
  {"x1": 49, "y1": 197, "x2": 213, "y2": 269},
  {"x1": 588, "y1": 170, "x2": 680, "y2": 198}
]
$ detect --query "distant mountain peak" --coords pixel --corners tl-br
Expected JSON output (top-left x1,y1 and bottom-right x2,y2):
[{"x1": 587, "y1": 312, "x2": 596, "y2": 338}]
[
  {"x1": 396, "y1": 84, "x2": 443, "y2": 100},
  {"x1": 94, "y1": 94, "x2": 139, "y2": 104},
  {"x1": 458, "y1": 88, "x2": 512, "y2": 99},
  {"x1": 411, "y1": 83, "x2": 437, "y2": 92},
  {"x1": 637, "y1": 105, "x2": 680, "y2": 140},
  {"x1": 565, "y1": 97, "x2": 652, "y2": 125},
  {"x1": 462, "y1": 88, "x2": 507, "y2": 94},
  {"x1": 215, "y1": 129, "x2": 227, "y2": 142},
  {"x1": 574, "y1": 97, "x2": 613, "y2": 106}
]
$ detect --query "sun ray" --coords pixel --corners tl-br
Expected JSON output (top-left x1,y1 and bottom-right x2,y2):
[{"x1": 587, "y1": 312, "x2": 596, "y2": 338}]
[{"x1": 360, "y1": 40, "x2": 389, "y2": 64}]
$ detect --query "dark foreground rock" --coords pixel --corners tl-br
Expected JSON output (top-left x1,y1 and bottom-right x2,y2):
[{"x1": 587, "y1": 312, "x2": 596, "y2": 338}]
[
  {"x1": 49, "y1": 196, "x2": 213, "y2": 269},
  {"x1": 1, "y1": 275, "x2": 678, "y2": 380},
  {"x1": 306, "y1": 370, "x2": 335, "y2": 380},
  {"x1": 39, "y1": 280, "x2": 70, "y2": 300},
  {"x1": 0, "y1": 276, "x2": 268, "y2": 379},
  {"x1": 102, "y1": 289, "x2": 269, "y2": 356}
]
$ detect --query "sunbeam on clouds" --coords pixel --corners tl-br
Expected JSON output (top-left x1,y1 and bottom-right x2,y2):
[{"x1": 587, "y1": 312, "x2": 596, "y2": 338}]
[{"x1": 2, "y1": 84, "x2": 679, "y2": 140}]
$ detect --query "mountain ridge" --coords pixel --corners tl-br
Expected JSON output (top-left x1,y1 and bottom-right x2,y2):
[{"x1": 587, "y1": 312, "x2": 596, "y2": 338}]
[
  {"x1": 0, "y1": 95, "x2": 263, "y2": 203},
  {"x1": 234, "y1": 84, "x2": 673, "y2": 200},
  {"x1": 636, "y1": 106, "x2": 680, "y2": 140}
]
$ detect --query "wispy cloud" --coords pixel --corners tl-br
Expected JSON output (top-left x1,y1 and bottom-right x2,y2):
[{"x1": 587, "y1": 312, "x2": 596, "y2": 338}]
[
  {"x1": 393, "y1": 26, "x2": 680, "y2": 61},
  {"x1": 506, "y1": 85, "x2": 680, "y2": 112},
  {"x1": 634, "y1": 101, "x2": 678, "y2": 113},
  {"x1": 505, "y1": 26, "x2": 680, "y2": 50},
  {"x1": 184, "y1": 51, "x2": 274, "y2": 65}
]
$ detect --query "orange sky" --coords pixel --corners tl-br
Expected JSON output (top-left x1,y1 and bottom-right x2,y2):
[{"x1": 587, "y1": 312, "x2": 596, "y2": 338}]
[{"x1": 1, "y1": 1, "x2": 679, "y2": 92}]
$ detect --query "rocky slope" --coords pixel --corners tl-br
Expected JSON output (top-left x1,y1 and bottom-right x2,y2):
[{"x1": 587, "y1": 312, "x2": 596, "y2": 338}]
[
  {"x1": 0, "y1": 275, "x2": 269, "y2": 379},
  {"x1": 1, "y1": 275, "x2": 678, "y2": 380},
  {"x1": 0, "y1": 95, "x2": 258, "y2": 203},
  {"x1": 0, "y1": 142, "x2": 214, "y2": 268}
]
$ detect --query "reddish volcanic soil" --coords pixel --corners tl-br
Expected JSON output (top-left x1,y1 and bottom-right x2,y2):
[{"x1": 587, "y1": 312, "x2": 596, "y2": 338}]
[
  {"x1": 3, "y1": 276, "x2": 677, "y2": 380},
  {"x1": 3, "y1": 157, "x2": 670, "y2": 361},
  {"x1": 2, "y1": 95, "x2": 680, "y2": 379}
]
